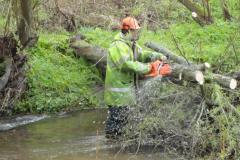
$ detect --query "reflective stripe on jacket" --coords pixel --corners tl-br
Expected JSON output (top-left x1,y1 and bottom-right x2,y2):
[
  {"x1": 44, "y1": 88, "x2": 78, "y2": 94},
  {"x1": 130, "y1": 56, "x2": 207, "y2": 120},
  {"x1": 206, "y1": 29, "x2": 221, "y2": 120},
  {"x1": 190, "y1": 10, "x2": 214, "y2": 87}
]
[{"x1": 104, "y1": 33, "x2": 165, "y2": 106}]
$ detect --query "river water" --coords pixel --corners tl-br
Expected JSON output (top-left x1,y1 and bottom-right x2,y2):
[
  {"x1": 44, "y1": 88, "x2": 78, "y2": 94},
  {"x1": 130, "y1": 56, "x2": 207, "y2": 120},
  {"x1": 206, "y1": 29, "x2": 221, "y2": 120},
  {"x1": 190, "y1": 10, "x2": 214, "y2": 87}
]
[{"x1": 0, "y1": 109, "x2": 179, "y2": 160}]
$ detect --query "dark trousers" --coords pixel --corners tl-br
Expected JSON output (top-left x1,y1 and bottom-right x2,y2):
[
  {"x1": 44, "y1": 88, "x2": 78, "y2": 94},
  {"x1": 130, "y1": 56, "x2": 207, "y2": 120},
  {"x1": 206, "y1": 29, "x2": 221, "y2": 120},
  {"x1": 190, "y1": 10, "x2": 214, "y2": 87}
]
[{"x1": 105, "y1": 106, "x2": 129, "y2": 138}]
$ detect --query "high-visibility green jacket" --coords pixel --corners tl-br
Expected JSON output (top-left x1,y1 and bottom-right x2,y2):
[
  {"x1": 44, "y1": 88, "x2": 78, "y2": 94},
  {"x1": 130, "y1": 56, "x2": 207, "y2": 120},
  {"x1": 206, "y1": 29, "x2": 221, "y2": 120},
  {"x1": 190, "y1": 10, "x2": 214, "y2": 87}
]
[{"x1": 104, "y1": 33, "x2": 164, "y2": 106}]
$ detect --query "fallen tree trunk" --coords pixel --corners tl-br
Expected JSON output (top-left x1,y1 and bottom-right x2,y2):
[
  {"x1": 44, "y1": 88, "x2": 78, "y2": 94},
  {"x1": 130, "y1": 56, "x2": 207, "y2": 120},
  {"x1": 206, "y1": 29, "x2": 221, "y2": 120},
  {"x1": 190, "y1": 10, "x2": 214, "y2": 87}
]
[
  {"x1": 70, "y1": 38, "x2": 204, "y2": 84},
  {"x1": 145, "y1": 41, "x2": 211, "y2": 71}
]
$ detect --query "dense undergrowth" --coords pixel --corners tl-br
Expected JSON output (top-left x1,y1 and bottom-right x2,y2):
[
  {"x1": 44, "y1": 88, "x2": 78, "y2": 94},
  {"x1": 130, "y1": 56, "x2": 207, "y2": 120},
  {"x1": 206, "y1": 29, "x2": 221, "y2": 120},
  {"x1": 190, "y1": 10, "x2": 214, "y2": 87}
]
[{"x1": 16, "y1": 31, "x2": 102, "y2": 113}]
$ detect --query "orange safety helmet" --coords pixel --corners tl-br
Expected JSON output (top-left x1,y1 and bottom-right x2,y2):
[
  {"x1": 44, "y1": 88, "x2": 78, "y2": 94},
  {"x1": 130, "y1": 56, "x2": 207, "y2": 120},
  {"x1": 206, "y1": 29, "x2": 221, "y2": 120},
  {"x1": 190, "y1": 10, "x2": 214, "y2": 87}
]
[{"x1": 120, "y1": 17, "x2": 141, "y2": 30}]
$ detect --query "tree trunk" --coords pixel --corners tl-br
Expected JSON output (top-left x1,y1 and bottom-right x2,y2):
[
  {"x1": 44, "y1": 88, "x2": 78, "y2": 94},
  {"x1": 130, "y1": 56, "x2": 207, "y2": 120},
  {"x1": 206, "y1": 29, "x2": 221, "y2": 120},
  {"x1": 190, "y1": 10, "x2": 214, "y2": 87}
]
[
  {"x1": 220, "y1": 0, "x2": 232, "y2": 21},
  {"x1": 17, "y1": 0, "x2": 32, "y2": 47},
  {"x1": 178, "y1": 0, "x2": 213, "y2": 25},
  {"x1": 202, "y1": 0, "x2": 213, "y2": 23}
]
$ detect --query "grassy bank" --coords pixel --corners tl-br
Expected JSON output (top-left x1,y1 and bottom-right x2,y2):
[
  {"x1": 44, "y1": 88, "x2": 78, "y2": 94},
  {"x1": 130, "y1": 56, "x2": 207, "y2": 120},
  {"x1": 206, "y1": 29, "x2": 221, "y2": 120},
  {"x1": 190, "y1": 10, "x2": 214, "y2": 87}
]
[{"x1": 16, "y1": 31, "x2": 103, "y2": 113}]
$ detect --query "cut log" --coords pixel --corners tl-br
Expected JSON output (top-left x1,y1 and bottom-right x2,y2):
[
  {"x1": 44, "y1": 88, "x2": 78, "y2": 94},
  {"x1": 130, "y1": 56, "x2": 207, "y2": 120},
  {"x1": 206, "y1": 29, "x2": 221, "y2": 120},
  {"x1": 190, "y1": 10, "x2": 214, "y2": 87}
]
[
  {"x1": 0, "y1": 57, "x2": 12, "y2": 91},
  {"x1": 145, "y1": 42, "x2": 211, "y2": 71},
  {"x1": 206, "y1": 73, "x2": 237, "y2": 89},
  {"x1": 171, "y1": 64, "x2": 204, "y2": 85}
]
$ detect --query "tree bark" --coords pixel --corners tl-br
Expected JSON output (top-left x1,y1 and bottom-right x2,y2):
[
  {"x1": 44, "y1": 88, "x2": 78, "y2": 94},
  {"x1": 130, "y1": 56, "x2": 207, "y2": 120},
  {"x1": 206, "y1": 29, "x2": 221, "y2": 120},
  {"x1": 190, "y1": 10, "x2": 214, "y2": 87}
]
[
  {"x1": 206, "y1": 73, "x2": 237, "y2": 89},
  {"x1": 0, "y1": 57, "x2": 12, "y2": 91},
  {"x1": 220, "y1": 0, "x2": 232, "y2": 21},
  {"x1": 0, "y1": 35, "x2": 28, "y2": 116},
  {"x1": 227, "y1": 71, "x2": 240, "y2": 81},
  {"x1": 17, "y1": 0, "x2": 32, "y2": 47}
]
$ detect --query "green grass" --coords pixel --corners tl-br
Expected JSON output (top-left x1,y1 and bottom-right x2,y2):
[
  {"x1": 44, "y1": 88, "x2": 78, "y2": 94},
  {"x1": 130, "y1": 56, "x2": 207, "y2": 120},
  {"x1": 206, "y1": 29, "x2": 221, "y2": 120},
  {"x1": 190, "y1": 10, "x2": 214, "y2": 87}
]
[{"x1": 16, "y1": 31, "x2": 102, "y2": 113}]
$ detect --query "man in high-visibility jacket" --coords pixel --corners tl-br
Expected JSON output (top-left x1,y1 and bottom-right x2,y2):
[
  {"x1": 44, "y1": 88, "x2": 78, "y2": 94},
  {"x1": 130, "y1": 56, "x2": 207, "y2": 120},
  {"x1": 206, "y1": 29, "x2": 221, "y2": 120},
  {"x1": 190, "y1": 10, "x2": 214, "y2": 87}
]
[{"x1": 104, "y1": 17, "x2": 171, "y2": 138}]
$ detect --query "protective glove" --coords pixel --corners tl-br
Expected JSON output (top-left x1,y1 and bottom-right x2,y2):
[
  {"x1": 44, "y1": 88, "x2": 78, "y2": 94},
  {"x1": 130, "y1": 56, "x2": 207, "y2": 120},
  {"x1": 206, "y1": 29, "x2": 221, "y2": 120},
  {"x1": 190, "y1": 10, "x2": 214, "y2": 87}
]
[
  {"x1": 145, "y1": 60, "x2": 171, "y2": 77},
  {"x1": 159, "y1": 63, "x2": 171, "y2": 76},
  {"x1": 145, "y1": 60, "x2": 162, "y2": 77}
]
